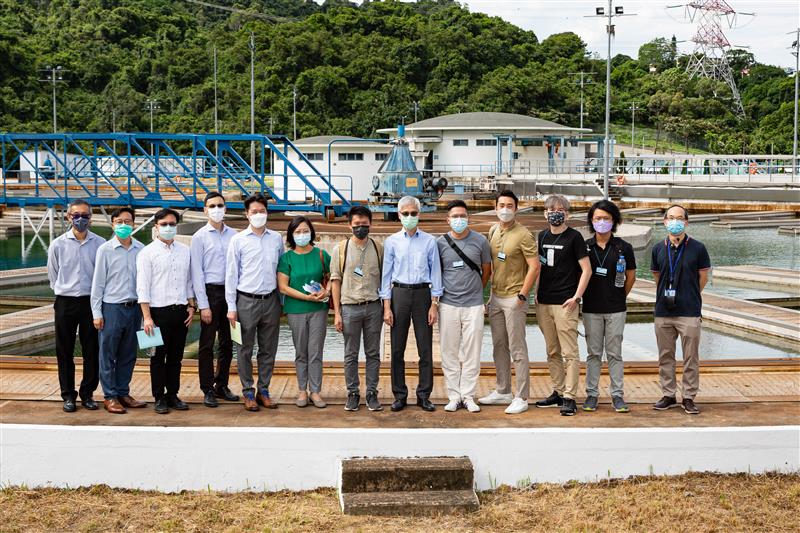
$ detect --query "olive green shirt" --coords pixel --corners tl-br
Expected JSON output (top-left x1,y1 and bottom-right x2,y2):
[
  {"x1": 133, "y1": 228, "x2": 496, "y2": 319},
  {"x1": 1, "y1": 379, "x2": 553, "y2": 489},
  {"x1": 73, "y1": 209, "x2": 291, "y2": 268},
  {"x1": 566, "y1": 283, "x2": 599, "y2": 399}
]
[{"x1": 489, "y1": 222, "x2": 537, "y2": 297}]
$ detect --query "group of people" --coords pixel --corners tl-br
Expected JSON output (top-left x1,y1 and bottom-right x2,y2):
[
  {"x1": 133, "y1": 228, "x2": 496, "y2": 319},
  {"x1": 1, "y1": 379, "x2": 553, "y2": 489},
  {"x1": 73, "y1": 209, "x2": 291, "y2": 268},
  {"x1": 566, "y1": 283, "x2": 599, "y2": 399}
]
[{"x1": 47, "y1": 190, "x2": 710, "y2": 416}]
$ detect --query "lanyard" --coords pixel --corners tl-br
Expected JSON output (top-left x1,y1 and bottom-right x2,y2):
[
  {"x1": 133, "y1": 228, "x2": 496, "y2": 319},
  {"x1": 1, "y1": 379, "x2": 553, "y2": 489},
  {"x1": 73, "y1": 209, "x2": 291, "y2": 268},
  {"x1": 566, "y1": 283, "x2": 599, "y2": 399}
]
[
  {"x1": 593, "y1": 242, "x2": 612, "y2": 268},
  {"x1": 542, "y1": 230, "x2": 564, "y2": 249},
  {"x1": 666, "y1": 237, "x2": 688, "y2": 287}
]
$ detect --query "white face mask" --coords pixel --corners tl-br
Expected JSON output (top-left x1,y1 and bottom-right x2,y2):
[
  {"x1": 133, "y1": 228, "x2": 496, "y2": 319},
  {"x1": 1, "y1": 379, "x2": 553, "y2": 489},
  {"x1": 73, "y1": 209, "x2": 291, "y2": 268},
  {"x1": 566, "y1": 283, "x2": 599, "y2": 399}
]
[
  {"x1": 497, "y1": 208, "x2": 515, "y2": 223},
  {"x1": 249, "y1": 212, "x2": 267, "y2": 229},
  {"x1": 208, "y1": 206, "x2": 225, "y2": 223}
]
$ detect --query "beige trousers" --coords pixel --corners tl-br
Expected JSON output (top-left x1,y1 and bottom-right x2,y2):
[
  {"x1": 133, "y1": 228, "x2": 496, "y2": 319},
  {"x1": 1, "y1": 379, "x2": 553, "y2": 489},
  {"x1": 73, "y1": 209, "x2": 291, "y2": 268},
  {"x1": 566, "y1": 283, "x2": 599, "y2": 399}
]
[
  {"x1": 537, "y1": 303, "x2": 580, "y2": 400},
  {"x1": 439, "y1": 303, "x2": 485, "y2": 402},
  {"x1": 654, "y1": 316, "x2": 702, "y2": 399},
  {"x1": 488, "y1": 294, "x2": 530, "y2": 399}
]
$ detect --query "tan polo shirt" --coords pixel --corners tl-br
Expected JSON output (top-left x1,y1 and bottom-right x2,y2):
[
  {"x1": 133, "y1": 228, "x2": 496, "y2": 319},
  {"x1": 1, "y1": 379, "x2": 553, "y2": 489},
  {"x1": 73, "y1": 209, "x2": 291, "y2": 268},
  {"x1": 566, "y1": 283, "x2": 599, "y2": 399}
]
[
  {"x1": 330, "y1": 238, "x2": 382, "y2": 305},
  {"x1": 489, "y1": 222, "x2": 537, "y2": 297}
]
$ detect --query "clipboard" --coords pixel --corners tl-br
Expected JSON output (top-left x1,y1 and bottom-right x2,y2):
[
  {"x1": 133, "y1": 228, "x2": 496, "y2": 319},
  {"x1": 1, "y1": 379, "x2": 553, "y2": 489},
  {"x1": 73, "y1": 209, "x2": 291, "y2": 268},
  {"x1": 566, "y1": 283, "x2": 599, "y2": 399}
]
[{"x1": 137, "y1": 327, "x2": 164, "y2": 349}]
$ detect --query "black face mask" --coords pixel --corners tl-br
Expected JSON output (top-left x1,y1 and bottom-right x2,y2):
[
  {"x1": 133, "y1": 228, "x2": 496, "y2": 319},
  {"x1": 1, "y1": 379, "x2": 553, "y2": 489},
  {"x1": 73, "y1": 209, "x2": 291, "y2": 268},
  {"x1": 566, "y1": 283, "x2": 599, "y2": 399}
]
[{"x1": 352, "y1": 225, "x2": 370, "y2": 239}]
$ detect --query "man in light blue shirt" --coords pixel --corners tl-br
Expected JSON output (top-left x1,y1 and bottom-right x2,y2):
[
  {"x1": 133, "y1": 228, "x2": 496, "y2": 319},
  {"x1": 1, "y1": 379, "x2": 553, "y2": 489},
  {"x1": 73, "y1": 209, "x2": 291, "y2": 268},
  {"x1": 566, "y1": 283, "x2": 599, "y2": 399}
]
[
  {"x1": 381, "y1": 196, "x2": 443, "y2": 412},
  {"x1": 90, "y1": 206, "x2": 146, "y2": 414},
  {"x1": 225, "y1": 193, "x2": 284, "y2": 411},
  {"x1": 191, "y1": 191, "x2": 238, "y2": 407},
  {"x1": 47, "y1": 198, "x2": 104, "y2": 413}
]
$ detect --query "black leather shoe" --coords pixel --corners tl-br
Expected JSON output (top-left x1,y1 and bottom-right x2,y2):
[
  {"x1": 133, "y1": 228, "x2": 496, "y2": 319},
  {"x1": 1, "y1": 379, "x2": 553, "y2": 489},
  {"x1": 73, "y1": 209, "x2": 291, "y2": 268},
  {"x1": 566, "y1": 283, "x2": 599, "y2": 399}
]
[
  {"x1": 81, "y1": 397, "x2": 99, "y2": 410},
  {"x1": 167, "y1": 395, "x2": 189, "y2": 410},
  {"x1": 416, "y1": 398, "x2": 436, "y2": 412},
  {"x1": 154, "y1": 397, "x2": 169, "y2": 414},
  {"x1": 390, "y1": 399, "x2": 407, "y2": 412},
  {"x1": 214, "y1": 385, "x2": 240, "y2": 402},
  {"x1": 63, "y1": 398, "x2": 77, "y2": 413},
  {"x1": 203, "y1": 391, "x2": 219, "y2": 408}
]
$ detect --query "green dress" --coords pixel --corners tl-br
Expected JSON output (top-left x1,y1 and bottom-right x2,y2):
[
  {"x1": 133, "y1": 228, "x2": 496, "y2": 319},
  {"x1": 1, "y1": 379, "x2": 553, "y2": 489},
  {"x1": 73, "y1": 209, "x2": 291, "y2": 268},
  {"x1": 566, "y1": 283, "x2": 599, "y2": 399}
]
[{"x1": 277, "y1": 248, "x2": 332, "y2": 315}]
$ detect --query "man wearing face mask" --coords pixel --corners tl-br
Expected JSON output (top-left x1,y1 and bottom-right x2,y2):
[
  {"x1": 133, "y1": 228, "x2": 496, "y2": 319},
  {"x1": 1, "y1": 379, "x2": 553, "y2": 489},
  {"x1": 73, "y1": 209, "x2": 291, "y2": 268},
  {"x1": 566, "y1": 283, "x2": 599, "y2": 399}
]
[
  {"x1": 137, "y1": 208, "x2": 196, "y2": 414},
  {"x1": 331, "y1": 206, "x2": 384, "y2": 412},
  {"x1": 380, "y1": 196, "x2": 443, "y2": 412},
  {"x1": 436, "y1": 200, "x2": 492, "y2": 413},
  {"x1": 225, "y1": 193, "x2": 284, "y2": 412},
  {"x1": 534, "y1": 194, "x2": 591, "y2": 417},
  {"x1": 190, "y1": 192, "x2": 238, "y2": 408},
  {"x1": 650, "y1": 205, "x2": 711, "y2": 415},
  {"x1": 480, "y1": 190, "x2": 539, "y2": 415},
  {"x1": 47, "y1": 199, "x2": 104, "y2": 412},
  {"x1": 91, "y1": 207, "x2": 146, "y2": 414}
]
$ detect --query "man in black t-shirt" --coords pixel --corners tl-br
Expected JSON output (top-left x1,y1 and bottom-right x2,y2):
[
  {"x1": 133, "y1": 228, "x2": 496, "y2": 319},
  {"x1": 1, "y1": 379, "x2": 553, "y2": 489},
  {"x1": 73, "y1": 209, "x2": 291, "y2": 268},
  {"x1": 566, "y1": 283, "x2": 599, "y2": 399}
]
[
  {"x1": 534, "y1": 194, "x2": 591, "y2": 416},
  {"x1": 650, "y1": 205, "x2": 711, "y2": 415},
  {"x1": 581, "y1": 200, "x2": 637, "y2": 414}
]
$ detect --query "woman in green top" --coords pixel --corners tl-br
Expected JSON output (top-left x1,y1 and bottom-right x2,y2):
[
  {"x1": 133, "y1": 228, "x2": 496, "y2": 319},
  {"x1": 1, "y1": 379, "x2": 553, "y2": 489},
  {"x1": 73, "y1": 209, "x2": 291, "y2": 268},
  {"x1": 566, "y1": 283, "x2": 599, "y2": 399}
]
[{"x1": 277, "y1": 216, "x2": 331, "y2": 408}]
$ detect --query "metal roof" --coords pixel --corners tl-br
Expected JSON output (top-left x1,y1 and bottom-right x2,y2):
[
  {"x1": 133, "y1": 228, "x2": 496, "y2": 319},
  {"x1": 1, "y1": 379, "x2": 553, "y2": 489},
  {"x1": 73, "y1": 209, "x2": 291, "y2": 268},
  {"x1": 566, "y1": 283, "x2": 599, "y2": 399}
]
[
  {"x1": 292, "y1": 135, "x2": 388, "y2": 147},
  {"x1": 376, "y1": 112, "x2": 590, "y2": 134}
]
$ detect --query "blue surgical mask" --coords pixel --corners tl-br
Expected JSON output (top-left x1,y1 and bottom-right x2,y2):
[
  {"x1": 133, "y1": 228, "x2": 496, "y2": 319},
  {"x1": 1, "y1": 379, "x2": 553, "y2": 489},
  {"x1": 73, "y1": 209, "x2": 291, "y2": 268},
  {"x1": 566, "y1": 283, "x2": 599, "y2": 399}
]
[
  {"x1": 666, "y1": 219, "x2": 685, "y2": 235},
  {"x1": 449, "y1": 217, "x2": 468, "y2": 233},
  {"x1": 158, "y1": 224, "x2": 177, "y2": 240},
  {"x1": 294, "y1": 232, "x2": 312, "y2": 247},
  {"x1": 72, "y1": 216, "x2": 90, "y2": 233}
]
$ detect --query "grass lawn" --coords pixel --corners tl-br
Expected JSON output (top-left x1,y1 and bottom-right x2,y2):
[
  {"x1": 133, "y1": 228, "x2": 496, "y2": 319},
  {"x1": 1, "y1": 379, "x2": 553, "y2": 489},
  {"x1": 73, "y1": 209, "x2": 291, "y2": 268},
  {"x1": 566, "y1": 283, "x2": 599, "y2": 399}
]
[{"x1": 1, "y1": 473, "x2": 798, "y2": 532}]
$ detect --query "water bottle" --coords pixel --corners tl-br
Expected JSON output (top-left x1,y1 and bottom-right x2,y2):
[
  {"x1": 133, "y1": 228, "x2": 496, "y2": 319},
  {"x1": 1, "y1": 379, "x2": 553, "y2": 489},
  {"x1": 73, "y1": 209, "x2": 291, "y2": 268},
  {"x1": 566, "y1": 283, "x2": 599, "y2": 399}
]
[{"x1": 614, "y1": 255, "x2": 626, "y2": 288}]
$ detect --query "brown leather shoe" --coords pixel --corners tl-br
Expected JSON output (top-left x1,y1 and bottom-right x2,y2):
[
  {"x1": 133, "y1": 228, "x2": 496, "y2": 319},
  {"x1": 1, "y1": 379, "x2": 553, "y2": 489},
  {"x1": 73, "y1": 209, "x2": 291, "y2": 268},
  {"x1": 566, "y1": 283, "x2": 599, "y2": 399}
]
[
  {"x1": 119, "y1": 395, "x2": 147, "y2": 408},
  {"x1": 243, "y1": 392, "x2": 259, "y2": 412},
  {"x1": 104, "y1": 399, "x2": 127, "y2": 414},
  {"x1": 256, "y1": 390, "x2": 278, "y2": 409}
]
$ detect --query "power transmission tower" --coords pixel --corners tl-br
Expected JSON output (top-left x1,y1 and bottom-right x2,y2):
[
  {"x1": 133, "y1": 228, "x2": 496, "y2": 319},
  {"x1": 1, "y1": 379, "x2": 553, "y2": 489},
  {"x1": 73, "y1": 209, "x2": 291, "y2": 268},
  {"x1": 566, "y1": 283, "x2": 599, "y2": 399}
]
[{"x1": 669, "y1": 0, "x2": 753, "y2": 118}]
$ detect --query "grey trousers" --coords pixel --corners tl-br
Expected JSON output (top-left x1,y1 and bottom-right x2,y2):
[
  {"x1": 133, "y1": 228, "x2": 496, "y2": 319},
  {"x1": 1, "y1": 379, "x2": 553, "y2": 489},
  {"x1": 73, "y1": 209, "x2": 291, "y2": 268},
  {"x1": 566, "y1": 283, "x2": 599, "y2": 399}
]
[
  {"x1": 287, "y1": 308, "x2": 328, "y2": 393},
  {"x1": 583, "y1": 311, "x2": 626, "y2": 398},
  {"x1": 341, "y1": 300, "x2": 382, "y2": 395},
  {"x1": 237, "y1": 292, "x2": 281, "y2": 394}
]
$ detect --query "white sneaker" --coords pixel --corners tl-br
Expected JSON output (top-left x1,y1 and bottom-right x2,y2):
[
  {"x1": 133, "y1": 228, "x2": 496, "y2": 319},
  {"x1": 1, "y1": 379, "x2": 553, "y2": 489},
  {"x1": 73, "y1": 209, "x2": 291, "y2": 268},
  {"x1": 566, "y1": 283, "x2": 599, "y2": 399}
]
[
  {"x1": 463, "y1": 398, "x2": 481, "y2": 413},
  {"x1": 478, "y1": 390, "x2": 514, "y2": 405},
  {"x1": 504, "y1": 397, "x2": 529, "y2": 414},
  {"x1": 444, "y1": 400, "x2": 460, "y2": 412}
]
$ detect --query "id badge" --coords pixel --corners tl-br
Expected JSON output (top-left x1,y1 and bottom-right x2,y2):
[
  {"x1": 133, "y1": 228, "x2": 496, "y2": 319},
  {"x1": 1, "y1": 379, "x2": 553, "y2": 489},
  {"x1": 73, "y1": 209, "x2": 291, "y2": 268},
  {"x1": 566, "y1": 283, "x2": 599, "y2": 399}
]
[
  {"x1": 353, "y1": 267, "x2": 364, "y2": 278},
  {"x1": 595, "y1": 267, "x2": 608, "y2": 277},
  {"x1": 539, "y1": 254, "x2": 547, "y2": 265},
  {"x1": 452, "y1": 260, "x2": 465, "y2": 269},
  {"x1": 546, "y1": 248, "x2": 555, "y2": 267},
  {"x1": 665, "y1": 289, "x2": 676, "y2": 298},
  {"x1": 497, "y1": 251, "x2": 506, "y2": 262}
]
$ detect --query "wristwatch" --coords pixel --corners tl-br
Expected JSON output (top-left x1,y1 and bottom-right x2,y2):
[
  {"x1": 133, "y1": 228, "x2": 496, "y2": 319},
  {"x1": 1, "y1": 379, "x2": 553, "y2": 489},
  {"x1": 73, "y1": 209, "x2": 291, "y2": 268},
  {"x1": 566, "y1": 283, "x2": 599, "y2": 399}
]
[{"x1": 517, "y1": 294, "x2": 527, "y2": 302}]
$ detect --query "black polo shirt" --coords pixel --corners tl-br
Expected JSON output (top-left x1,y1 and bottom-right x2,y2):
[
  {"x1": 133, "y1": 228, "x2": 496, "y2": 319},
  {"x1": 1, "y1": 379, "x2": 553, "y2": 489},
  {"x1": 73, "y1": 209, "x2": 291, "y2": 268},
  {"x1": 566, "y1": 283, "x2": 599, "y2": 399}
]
[
  {"x1": 536, "y1": 226, "x2": 589, "y2": 305},
  {"x1": 582, "y1": 236, "x2": 637, "y2": 314},
  {"x1": 650, "y1": 236, "x2": 711, "y2": 317}
]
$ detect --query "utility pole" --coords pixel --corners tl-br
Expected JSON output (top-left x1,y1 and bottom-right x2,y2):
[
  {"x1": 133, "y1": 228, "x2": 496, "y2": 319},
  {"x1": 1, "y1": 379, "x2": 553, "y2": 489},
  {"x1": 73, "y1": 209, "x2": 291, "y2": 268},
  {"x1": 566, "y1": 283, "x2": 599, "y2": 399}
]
[
  {"x1": 570, "y1": 71, "x2": 593, "y2": 130},
  {"x1": 628, "y1": 102, "x2": 639, "y2": 153},
  {"x1": 588, "y1": 1, "x2": 635, "y2": 200},
  {"x1": 213, "y1": 45, "x2": 219, "y2": 135},
  {"x1": 411, "y1": 100, "x2": 420, "y2": 123},
  {"x1": 293, "y1": 85, "x2": 298, "y2": 141},
  {"x1": 39, "y1": 65, "x2": 66, "y2": 154},
  {"x1": 791, "y1": 28, "x2": 799, "y2": 180},
  {"x1": 249, "y1": 32, "x2": 256, "y2": 170},
  {"x1": 144, "y1": 99, "x2": 159, "y2": 133}
]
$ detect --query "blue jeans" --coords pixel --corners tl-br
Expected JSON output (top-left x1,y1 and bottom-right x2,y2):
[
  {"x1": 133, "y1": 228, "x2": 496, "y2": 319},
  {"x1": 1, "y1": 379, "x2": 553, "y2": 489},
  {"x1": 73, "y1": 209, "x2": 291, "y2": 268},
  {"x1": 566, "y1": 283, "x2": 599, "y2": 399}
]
[{"x1": 99, "y1": 302, "x2": 141, "y2": 400}]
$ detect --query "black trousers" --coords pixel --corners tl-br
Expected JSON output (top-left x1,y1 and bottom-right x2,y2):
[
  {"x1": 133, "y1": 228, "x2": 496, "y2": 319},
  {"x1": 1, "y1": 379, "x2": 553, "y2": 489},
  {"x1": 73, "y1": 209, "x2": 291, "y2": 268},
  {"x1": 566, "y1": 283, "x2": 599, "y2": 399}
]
[
  {"x1": 390, "y1": 286, "x2": 433, "y2": 402},
  {"x1": 54, "y1": 295, "x2": 99, "y2": 401},
  {"x1": 197, "y1": 284, "x2": 234, "y2": 392},
  {"x1": 150, "y1": 305, "x2": 189, "y2": 400}
]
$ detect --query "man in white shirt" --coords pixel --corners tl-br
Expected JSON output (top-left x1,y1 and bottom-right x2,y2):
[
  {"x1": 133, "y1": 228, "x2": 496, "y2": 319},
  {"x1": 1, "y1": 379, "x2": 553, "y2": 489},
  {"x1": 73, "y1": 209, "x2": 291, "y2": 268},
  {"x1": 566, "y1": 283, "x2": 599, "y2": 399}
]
[
  {"x1": 136, "y1": 208, "x2": 196, "y2": 415},
  {"x1": 225, "y1": 193, "x2": 284, "y2": 412}
]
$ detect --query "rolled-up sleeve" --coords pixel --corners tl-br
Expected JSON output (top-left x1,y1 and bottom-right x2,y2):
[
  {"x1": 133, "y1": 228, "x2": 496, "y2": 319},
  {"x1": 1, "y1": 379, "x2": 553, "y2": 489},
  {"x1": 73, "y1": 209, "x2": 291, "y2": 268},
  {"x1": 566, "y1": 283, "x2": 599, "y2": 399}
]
[
  {"x1": 380, "y1": 238, "x2": 394, "y2": 300},
  {"x1": 90, "y1": 246, "x2": 107, "y2": 320},
  {"x1": 225, "y1": 240, "x2": 239, "y2": 312},
  {"x1": 428, "y1": 238, "x2": 443, "y2": 297},
  {"x1": 190, "y1": 236, "x2": 209, "y2": 309},
  {"x1": 136, "y1": 249, "x2": 151, "y2": 304}
]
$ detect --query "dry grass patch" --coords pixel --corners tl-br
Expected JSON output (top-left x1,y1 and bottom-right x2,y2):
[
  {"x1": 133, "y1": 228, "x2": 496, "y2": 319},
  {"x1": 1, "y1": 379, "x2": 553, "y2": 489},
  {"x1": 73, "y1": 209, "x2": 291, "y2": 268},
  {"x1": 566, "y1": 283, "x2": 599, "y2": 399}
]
[{"x1": 1, "y1": 472, "x2": 798, "y2": 533}]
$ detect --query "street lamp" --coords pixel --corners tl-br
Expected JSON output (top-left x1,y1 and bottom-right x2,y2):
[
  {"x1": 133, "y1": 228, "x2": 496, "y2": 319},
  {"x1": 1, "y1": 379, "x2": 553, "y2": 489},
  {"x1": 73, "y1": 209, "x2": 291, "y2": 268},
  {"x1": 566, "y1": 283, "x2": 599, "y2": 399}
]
[
  {"x1": 790, "y1": 28, "x2": 799, "y2": 180},
  {"x1": 144, "y1": 99, "x2": 160, "y2": 133}
]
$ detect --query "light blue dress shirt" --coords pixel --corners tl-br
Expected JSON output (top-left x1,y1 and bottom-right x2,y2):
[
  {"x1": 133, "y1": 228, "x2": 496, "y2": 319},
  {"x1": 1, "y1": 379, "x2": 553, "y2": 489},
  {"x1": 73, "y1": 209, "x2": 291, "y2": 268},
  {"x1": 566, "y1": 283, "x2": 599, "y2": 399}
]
[
  {"x1": 90, "y1": 237, "x2": 144, "y2": 319},
  {"x1": 47, "y1": 229, "x2": 104, "y2": 297},
  {"x1": 190, "y1": 223, "x2": 236, "y2": 310},
  {"x1": 225, "y1": 227, "x2": 284, "y2": 312},
  {"x1": 380, "y1": 229, "x2": 443, "y2": 300}
]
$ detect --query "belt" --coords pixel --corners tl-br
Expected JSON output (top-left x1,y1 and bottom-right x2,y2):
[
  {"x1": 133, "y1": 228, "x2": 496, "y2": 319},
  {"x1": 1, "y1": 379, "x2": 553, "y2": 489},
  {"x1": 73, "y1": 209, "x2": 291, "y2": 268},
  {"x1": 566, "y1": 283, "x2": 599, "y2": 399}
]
[
  {"x1": 105, "y1": 300, "x2": 138, "y2": 307},
  {"x1": 150, "y1": 304, "x2": 187, "y2": 310},
  {"x1": 205, "y1": 283, "x2": 225, "y2": 289},
  {"x1": 392, "y1": 282, "x2": 429, "y2": 289},
  {"x1": 237, "y1": 289, "x2": 275, "y2": 300},
  {"x1": 343, "y1": 299, "x2": 379, "y2": 306}
]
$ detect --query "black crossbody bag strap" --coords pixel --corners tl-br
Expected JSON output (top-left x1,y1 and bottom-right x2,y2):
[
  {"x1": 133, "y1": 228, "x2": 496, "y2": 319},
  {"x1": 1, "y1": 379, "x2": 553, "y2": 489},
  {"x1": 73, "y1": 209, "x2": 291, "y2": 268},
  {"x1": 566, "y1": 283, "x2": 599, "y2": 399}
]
[{"x1": 443, "y1": 233, "x2": 482, "y2": 275}]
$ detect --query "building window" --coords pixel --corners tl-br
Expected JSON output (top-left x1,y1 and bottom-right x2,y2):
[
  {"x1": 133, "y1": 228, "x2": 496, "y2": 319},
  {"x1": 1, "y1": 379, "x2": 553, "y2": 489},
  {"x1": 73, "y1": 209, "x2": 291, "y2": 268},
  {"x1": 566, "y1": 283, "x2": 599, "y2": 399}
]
[
  {"x1": 305, "y1": 153, "x2": 323, "y2": 161},
  {"x1": 452, "y1": 139, "x2": 468, "y2": 147},
  {"x1": 513, "y1": 152, "x2": 521, "y2": 160},
  {"x1": 375, "y1": 153, "x2": 387, "y2": 161},
  {"x1": 500, "y1": 139, "x2": 509, "y2": 146},
  {"x1": 338, "y1": 153, "x2": 364, "y2": 161},
  {"x1": 476, "y1": 139, "x2": 497, "y2": 147}
]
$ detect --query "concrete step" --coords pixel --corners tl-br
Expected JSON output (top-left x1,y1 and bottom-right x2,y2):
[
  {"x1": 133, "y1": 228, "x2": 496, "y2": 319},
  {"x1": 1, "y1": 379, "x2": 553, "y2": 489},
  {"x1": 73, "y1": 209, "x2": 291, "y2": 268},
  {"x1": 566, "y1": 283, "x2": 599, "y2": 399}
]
[
  {"x1": 341, "y1": 489, "x2": 480, "y2": 516},
  {"x1": 340, "y1": 456, "x2": 473, "y2": 493}
]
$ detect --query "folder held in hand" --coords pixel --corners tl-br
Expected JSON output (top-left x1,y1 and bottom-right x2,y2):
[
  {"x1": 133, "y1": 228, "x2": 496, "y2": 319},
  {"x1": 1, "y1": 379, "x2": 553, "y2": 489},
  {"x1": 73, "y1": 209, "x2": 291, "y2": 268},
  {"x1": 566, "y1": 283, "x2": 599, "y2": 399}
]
[
  {"x1": 230, "y1": 321, "x2": 243, "y2": 344},
  {"x1": 137, "y1": 327, "x2": 164, "y2": 349}
]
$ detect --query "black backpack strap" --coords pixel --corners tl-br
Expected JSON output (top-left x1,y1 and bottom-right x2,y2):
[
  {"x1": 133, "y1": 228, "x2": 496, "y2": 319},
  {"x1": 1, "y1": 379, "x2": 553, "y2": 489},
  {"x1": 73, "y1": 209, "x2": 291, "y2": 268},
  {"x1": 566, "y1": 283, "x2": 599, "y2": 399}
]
[{"x1": 443, "y1": 233, "x2": 482, "y2": 275}]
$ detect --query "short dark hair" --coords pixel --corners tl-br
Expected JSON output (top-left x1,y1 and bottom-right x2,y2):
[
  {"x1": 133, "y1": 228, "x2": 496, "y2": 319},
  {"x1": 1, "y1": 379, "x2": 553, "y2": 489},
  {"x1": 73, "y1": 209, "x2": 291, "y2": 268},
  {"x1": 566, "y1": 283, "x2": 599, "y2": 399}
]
[
  {"x1": 347, "y1": 205, "x2": 372, "y2": 222},
  {"x1": 286, "y1": 215, "x2": 316, "y2": 250},
  {"x1": 663, "y1": 204, "x2": 689, "y2": 221},
  {"x1": 154, "y1": 208, "x2": 180, "y2": 224},
  {"x1": 587, "y1": 200, "x2": 622, "y2": 233},
  {"x1": 244, "y1": 193, "x2": 269, "y2": 212},
  {"x1": 110, "y1": 207, "x2": 135, "y2": 221},
  {"x1": 68, "y1": 199, "x2": 91, "y2": 211},
  {"x1": 204, "y1": 191, "x2": 225, "y2": 205},
  {"x1": 495, "y1": 189, "x2": 518, "y2": 208},
  {"x1": 447, "y1": 199, "x2": 468, "y2": 212}
]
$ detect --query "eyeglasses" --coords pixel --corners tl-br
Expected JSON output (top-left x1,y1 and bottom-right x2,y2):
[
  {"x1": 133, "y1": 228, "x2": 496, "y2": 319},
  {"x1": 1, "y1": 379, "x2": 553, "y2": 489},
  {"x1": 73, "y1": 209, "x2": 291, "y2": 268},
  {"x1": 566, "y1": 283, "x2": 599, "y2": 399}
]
[
  {"x1": 71, "y1": 213, "x2": 91, "y2": 220},
  {"x1": 207, "y1": 203, "x2": 225, "y2": 209},
  {"x1": 157, "y1": 222, "x2": 177, "y2": 228},
  {"x1": 666, "y1": 216, "x2": 686, "y2": 221},
  {"x1": 113, "y1": 219, "x2": 133, "y2": 225},
  {"x1": 400, "y1": 211, "x2": 419, "y2": 217}
]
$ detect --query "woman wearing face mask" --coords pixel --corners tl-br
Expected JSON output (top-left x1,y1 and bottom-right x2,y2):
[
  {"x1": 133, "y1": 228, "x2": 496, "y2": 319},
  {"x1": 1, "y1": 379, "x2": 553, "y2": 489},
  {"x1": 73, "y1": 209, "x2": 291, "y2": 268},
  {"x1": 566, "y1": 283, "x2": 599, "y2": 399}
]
[
  {"x1": 581, "y1": 200, "x2": 637, "y2": 414},
  {"x1": 277, "y1": 216, "x2": 331, "y2": 408}
]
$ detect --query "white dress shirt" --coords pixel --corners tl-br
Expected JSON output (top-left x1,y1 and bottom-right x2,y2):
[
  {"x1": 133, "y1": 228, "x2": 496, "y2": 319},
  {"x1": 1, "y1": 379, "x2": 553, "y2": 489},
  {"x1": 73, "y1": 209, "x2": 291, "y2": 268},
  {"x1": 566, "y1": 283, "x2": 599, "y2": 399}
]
[
  {"x1": 225, "y1": 227, "x2": 284, "y2": 312},
  {"x1": 136, "y1": 238, "x2": 194, "y2": 308},
  {"x1": 47, "y1": 229, "x2": 104, "y2": 297},
  {"x1": 190, "y1": 222, "x2": 236, "y2": 310}
]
